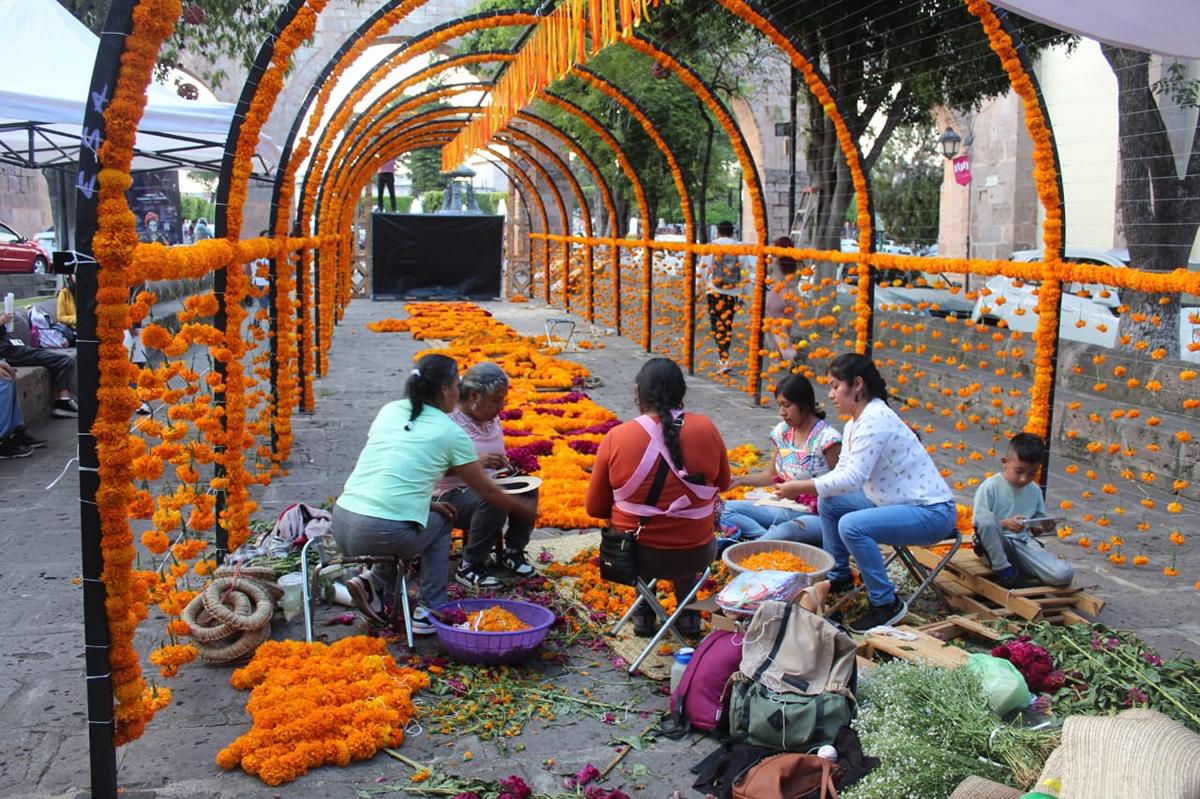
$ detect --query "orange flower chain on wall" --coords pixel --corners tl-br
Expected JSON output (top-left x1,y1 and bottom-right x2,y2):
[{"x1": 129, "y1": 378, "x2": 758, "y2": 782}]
[{"x1": 442, "y1": 0, "x2": 672, "y2": 170}]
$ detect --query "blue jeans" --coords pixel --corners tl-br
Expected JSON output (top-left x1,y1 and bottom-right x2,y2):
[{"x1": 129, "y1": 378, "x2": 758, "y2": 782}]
[
  {"x1": 720, "y1": 500, "x2": 821, "y2": 545},
  {"x1": 818, "y1": 490, "x2": 957, "y2": 606},
  {"x1": 0, "y1": 377, "x2": 22, "y2": 438}
]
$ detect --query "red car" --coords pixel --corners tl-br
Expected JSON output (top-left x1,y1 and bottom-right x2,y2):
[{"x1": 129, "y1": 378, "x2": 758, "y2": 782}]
[{"x1": 0, "y1": 221, "x2": 50, "y2": 273}]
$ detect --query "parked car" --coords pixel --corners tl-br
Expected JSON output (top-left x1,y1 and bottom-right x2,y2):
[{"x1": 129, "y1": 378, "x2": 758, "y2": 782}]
[
  {"x1": 834, "y1": 264, "x2": 974, "y2": 318},
  {"x1": 34, "y1": 228, "x2": 58, "y2": 256},
  {"x1": 971, "y1": 248, "x2": 1200, "y2": 363},
  {"x1": 0, "y1": 221, "x2": 50, "y2": 273}
]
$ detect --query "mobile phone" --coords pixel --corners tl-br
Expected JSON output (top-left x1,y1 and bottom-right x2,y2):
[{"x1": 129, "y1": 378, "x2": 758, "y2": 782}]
[{"x1": 1023, "y1": 516, "x2": 1056, "y2": 528}]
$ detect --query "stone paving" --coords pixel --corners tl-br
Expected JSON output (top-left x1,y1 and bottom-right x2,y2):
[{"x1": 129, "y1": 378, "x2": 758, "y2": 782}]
[{"x1": 0, "y1": 296, "x2": 1196, "y2": 798}]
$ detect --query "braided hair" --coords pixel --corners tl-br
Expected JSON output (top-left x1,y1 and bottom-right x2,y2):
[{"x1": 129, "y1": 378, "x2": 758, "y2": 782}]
[
  {"x1": 635, "y1": 357, "x2": 687, "y2": 469},
  {"x1": 828, "y1": 352, "x2": 889, "y2": 406},
  {"x1": 404, "y1": 353, "x2": 458, "y2": 430}
]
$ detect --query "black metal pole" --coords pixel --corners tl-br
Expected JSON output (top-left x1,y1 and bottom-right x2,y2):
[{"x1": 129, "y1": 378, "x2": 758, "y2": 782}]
[
  {"x1": 73, "y1": 0, "x2": 136, "y2": 794},
  {"x1": 787, "y1": 68, "x2": 797, "y2": 237}
]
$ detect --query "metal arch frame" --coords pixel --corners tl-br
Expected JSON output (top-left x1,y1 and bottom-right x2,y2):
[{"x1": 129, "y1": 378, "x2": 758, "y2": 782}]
[
  {"x1": 326, "y1": 127, "x2": 553, "y2": 315},
  {"x1": 495, "y1": 129, "x2": 595, "y2": 311},
  {"x1": 295, "y1": 10, "x2": 543, "y2": 237},
  {"x1": 309, "y1": 65, "x2": 632, "y2": 320},
  {"x1": 208, "y1": 0, "x2": 308, "y2": 557},
  {"x1": 293, "y1": 42, "x2": 649, "y2": 331},
  {"x1": 569, "y1": 65, "x2": 696, "y2": 356},
  {"x1": 623, "y1": 32, "x2": 771, "y2": 393},
  {"x1": 319, "y1": 101, "x2": 575, "y2": 313},
  {"x1": 540, "y1": 90, "x2": 653, "y2": 335},
  {"x1": 512, "y1": 111, "x2": 620, "y2": 324}
]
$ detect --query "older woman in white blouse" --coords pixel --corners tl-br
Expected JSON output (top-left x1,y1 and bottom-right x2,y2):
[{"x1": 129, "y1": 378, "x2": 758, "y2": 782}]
[{"x1": 788, "y1": 353, "x2": 956, "y2": 632}]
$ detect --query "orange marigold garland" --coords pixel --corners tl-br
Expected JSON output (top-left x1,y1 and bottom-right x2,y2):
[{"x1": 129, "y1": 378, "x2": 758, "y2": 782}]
[{"x1": 217, "y1": 637, "x2": 430, "y2": 786}]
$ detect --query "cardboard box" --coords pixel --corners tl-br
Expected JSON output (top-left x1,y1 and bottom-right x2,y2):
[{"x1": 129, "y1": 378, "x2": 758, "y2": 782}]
[{"x1": 687, "y1": 594, "x2": 747, "y2": 633}]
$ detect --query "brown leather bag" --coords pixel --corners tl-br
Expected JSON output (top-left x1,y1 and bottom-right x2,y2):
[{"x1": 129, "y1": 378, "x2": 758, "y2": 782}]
[{"x1": 731, "y1": 753, "x2": 840, "y2": 799}]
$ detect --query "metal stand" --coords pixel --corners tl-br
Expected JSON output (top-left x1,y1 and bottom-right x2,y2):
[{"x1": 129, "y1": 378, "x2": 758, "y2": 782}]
[{"x1": 611, "y1": 567, "x2": 712, "y2": 675}]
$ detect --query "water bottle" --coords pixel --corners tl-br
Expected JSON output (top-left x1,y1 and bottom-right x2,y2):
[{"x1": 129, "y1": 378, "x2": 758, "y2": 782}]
[{"x1": 669, "y1": 647, "x2": 695, "y2": 695}]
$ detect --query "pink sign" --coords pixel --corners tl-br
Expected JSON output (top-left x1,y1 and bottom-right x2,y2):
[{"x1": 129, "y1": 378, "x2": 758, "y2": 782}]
[{"x1": 952, "y1": 155, "x2": 972, "y2": 186}]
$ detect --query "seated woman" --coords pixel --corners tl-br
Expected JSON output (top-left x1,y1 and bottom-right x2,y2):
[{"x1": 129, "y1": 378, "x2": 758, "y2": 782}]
[
  {"x1": 434, "y1": 361, "x2": 538, "y2": 588},
  {"x1": 56, "y1": 276, "x2": 77, "y2": 329},
  {"x1": 332, "y1": 353, "x2": 536, "y2": 633},
  {"x1": 586, "y1": 357, "x2": 730, "y2": 637},
  {"x1": 786, "y1": 353, "x2": 956, "y2": 633},
  {"x1": 720, "y1": 374, "x2": 841, "y2": 545}
]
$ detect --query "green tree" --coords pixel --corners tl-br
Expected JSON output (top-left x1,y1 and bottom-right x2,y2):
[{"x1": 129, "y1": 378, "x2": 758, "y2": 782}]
[
  {"x1": 1100, "y1": 48, "x2": 1200, "y2": 357},
  {"x1": 402, "y1": 148, "x2": 446, "y2": 197},
  {"x1": 59, "y1": 0, "x2": 364, "y2": 89},
  {"x1": 871, "y1": 125, "x2": 942, "y2": 247},
  {"x1": 758, "y1": 1, "x2": 1072, "y2": 254}
]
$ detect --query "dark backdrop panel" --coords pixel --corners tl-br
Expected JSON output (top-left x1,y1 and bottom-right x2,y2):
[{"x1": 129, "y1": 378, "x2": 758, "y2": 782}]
[{"x1": 372, "y1": 213, "x2": 503, "y2": 300}]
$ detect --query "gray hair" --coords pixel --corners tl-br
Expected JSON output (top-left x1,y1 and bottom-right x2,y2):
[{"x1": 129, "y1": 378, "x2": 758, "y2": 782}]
[{"x1": 460, "y1": 361, "x2": 509, "y2": 397}]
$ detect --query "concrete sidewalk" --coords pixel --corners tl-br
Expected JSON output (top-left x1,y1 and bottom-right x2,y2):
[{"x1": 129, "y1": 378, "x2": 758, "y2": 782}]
[{"x1": 0, "y1": 295, "x2": 1195, "y2": 798}]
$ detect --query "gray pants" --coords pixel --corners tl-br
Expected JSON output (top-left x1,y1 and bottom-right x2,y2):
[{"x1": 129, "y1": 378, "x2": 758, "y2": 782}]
[
  {"x1": 436, "y1": 486, "x2": 536, "y2": 567},
  {"x1": 974, "y1": 510, "x2": 1074, "y2": 587},
  {"x1": 973, "y1": 510, "x2": 1013, "y2": 571},
  {"x1": 331, "y1": 503, "x2": 453, "y2": 609}
]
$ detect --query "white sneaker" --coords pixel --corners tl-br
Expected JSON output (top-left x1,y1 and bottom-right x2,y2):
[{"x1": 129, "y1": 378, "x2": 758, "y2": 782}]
[
  {"x1": 717, "y1": 360, "x2": 731, "y2": 374},
  {"x1": 410, "y1": 606, "x2": 437, "y2": 635}
]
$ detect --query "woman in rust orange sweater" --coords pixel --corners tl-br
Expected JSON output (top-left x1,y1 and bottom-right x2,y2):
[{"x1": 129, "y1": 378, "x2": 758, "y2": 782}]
[{"x1": 586, "y1": 357, "x2": 731, "y2": 636}]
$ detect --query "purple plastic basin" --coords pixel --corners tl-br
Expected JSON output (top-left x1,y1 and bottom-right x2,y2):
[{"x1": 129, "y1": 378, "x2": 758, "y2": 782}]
[{"x1": 431, "y1": 598, "x2": 556, "y2": 665}]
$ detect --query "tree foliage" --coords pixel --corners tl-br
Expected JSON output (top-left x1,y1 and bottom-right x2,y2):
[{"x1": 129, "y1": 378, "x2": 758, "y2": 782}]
[
  {"x1": 758, "y1": 0, "x2": 1073, "y2": 251},
  {"x1": 1100, "y1": 46, "x2": 1200, "y2": 356},
  {"x1": 871, "y1": 125, "x2": 942, "y2": 246},
  {"x1": 59, "y1": 0, "x2": 363, "y2": 89},
  {"x1": 402, "y1": 147, "x2": 446, "y2": 197}
]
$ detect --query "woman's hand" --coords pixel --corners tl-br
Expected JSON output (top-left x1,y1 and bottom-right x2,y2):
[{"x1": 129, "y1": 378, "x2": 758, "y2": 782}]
[
  {"x1": 430, "y1": 502, "x2": 458, "y2": 523},
  {"x1": 481, "y1": 452, "x2": 510, "y2": 470},
  {"x1": 775, "y1": 481, "x2": 806, "y2": 500}
]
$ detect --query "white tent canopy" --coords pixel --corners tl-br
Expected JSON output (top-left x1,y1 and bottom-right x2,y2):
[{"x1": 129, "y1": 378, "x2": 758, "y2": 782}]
[
  {"x1": 993, "y1": 0, "x2": 1200, "y2": 59},
  {"x1": 0, "y1": 0, "x2": 277, "y2": 174}
]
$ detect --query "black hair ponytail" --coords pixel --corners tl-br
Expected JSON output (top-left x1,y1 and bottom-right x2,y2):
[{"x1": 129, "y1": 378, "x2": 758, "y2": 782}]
[
  {"x1": 828, "y1": 352, "x2": 889, "y2": 405},
  {"x1": 774, "y1": 374, "x2": 825, "y2": 420},
  {"x1": 635, "y1": 357, "x2": 687, "y2": 469},
  {"x1": 404, "y1": 353, "x2": 458, "y2": 430}
]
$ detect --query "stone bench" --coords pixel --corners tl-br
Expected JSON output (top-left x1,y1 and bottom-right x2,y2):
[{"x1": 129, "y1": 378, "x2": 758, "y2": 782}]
[{"x1": 13, "y1": 364, "x2": 54, "y2": 429}]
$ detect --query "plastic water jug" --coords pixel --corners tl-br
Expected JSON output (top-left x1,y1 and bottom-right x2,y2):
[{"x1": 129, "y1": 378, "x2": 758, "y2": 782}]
[
  {"x1": 669, "y1": 647, "x2": 695, "y2": 695},
  {"x1": 276, "y1": 572, "x2": 305, "y2": 623}
]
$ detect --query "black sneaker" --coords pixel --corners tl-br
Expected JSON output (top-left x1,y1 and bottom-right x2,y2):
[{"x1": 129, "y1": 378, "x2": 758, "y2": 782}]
[
  {"x1": 500, "y1": 550, "x2": 535, "y2": 577},
  {"x1": 0, "y1": 439, "x2": 33, "y2": 459},
  {"x1": 52, "y1": 397, "x2": 79, "y2": 418},
  {"x1": 826, "y1": 574, "x2": 856, "y2": 595},
  {"x1": 848, "y1": 598, "x2": 908, "y2": 634},
  {"x1": 455, "y1": 563, "x2": 501, "y2": 589},
  {"x1": 8, "y1": 427, "x2": 46, "y2": 449},
  {"x1": 136, "y1": 402, "x2": 153, "y2": 416},
  {"x1": 346, "y1": 576, "x2": 387, "y2": 624}
]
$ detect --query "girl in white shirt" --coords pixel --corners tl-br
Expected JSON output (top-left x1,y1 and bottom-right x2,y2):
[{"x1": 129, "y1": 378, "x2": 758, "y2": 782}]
[{"x1": 790, "y1": 353, "x2": 956, "y2": 632}]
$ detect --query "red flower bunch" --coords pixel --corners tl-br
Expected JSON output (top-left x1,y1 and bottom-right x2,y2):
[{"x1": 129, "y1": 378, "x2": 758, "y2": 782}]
[
  {"x1": 991, "y1": 637, "x2": 1065, "y2": 694},
  {"x1": 498, "y1": 775, "x2": 532, "y2": 799}
]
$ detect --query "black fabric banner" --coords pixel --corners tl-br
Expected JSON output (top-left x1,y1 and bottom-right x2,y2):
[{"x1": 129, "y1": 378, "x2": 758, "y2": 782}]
[{"x1": 372, "y1": 213, "x2": 503, "y2": 300}]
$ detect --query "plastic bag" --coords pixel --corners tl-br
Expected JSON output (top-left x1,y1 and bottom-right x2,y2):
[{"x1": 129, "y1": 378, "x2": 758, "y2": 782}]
[
  {"x1": 965, "y1": 653, "x2": 1031, "y2": 716},
  {"x1": 717, "y1": 570, "x2": 806, "y2": 615}
]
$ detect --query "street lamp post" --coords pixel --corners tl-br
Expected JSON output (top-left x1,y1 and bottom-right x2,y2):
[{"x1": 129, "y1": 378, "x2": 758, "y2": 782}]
[{"x1": 939, "y1": 126, "x2": 973, "y2": 292}]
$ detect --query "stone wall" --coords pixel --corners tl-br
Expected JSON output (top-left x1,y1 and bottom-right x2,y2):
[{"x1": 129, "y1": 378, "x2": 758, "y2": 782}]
[{"x1": 0, "y1": 165, "x2": 53, "y2": 239}]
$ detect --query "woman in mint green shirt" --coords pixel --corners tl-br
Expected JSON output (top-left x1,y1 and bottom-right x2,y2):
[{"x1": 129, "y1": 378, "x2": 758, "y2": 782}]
[{"x1": 333, "y1": 353, "x2": 536, "y2": 631}]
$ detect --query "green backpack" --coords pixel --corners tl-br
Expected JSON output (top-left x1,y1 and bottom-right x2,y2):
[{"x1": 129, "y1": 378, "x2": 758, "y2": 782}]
[{"x1": 727, "y1": 602, "x2": 857, "y2": 752}]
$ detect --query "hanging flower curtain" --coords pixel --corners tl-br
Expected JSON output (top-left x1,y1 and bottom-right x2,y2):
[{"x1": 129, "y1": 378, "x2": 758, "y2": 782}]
[{"x1": 442, "y1": 0, "x2": 669, "y2": 170}]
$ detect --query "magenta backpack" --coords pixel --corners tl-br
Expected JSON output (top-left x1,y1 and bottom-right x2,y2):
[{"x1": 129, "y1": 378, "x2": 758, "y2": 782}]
[{"x1": 669, "y1": 629, "x2": 743, "y2": 732}]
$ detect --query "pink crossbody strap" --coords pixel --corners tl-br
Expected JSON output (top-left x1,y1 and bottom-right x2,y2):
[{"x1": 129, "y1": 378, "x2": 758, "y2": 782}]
[{"x1": 612, "y1": 414, "x2": 718, "y2": 520}]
